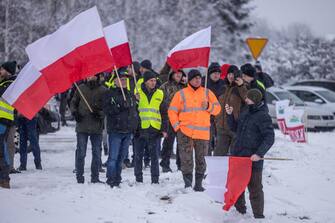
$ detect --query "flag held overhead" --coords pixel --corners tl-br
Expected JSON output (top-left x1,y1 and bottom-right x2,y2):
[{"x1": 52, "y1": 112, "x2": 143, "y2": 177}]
[
  {"x1": 167, "y1": 26, "x2": 211, "y2": 71},
  {"x1": 246, "y1": 38, "x2": 268, "y2": 60},
  {"x1": 25, "y1": 6, "x2": 114, "y2": 94}
]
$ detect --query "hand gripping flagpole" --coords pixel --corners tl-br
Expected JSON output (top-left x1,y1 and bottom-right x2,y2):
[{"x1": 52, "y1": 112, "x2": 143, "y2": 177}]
[{"x1": 114, "y1": 65, "x2": 127, "y2": 101}]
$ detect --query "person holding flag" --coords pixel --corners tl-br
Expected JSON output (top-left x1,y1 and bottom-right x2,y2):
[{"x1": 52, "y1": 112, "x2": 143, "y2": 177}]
[{"x1": 225, "y1": 88, "x2": 274, "y2": 219}]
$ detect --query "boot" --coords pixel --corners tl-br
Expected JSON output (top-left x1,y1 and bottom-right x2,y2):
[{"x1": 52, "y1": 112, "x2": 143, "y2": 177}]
[
  {"x1": 183, "y1": 174, "x2": 193, "y2": 188},
  {"x1": 193, "y1": 173, "x2": 205, "y2": 192},
  {"x1": 0, "y1": 180, "x2": 10, "y2": 189}
]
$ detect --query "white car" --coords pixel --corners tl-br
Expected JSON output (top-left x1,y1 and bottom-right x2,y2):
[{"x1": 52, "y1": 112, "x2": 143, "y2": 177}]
[
  {"x1": 266, "y1": 87, "x2": 335, "y2": 130},
  {"x1": 284, "y1": 86, "x2": 335, "y2": 116}
]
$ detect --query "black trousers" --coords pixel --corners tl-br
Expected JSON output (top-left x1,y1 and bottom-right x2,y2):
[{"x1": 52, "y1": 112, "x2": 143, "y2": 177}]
[{"x1": 234, "y1": 169, "x2": 264, "y2": 218}]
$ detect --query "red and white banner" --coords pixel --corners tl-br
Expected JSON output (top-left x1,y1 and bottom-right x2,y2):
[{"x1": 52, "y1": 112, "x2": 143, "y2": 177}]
[
  {"x1": 286, "y1": 125, "x2": 306, "y2": 143},
  {"x1": 277, "y1": 118, "x2": 288, "y2": 135},
  {"x1": 2, "y1": 62, "x2": 53, "y2": 119},
  {"x1": 25, "y1": 6, "x2": 114, "y2": 94},
  {"x1": 285, "y1": 108, "x2": 306, "y2": 143},
  {"x1": 205, "y1": 156, "x2": 252, "y2": 211},
  {"x1": 104, "y1": 20, "x2": 132, "y2": 68},
  {"x1": 167, "y1": 27, "x2": 211, "y2": 71},
  {"x1": 275, "y1": 100, "x2": 290, "y2": 135}
]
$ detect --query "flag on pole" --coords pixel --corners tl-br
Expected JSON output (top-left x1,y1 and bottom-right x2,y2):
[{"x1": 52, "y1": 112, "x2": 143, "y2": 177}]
[
  {"x1": 167, "y1": 27, "x2": 211, "y2": 71},
  {"x1": 25, "y1": 6, "x2": 114, "y2": 94},
  {"x1": 205, "y1": 156, "x2": 252, "y2": 211},
  {"x1": 104, "y1": 20, "x2": 133, "y2": 68},
  {"x1": 2, "y1": 62, "x2": 53, "y2": 119}
]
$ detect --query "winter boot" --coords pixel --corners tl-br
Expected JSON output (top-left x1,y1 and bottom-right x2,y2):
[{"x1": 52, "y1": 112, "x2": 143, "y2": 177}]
[
  {"x1": 35, "y1": 162, "x2": 42, "y2": 170},
  {"x1": 77, "y1": 176, "x2": 85, "y2": 184},
  {"x1": 162, "y1": 166, "x2": 172, "y2": 173},
  {"x1": 193, "y1": 173, "x2": 205, "y2": 192},
  {"x1": 0, "y1": 180, "x2": 10, "y2": 189},
  {"x1": 18, "y1": 165, "x2": 26, "y2": 171},
  {"x1": 183, "y1": 174, "x2": 193, "y2": 188}
]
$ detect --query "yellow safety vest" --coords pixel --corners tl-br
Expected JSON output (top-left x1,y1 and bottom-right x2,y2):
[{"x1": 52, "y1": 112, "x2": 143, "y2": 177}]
[
  {"x1": 256, "y1": 80, "x2": 265, "y2": 90},
  {"x1": 0, "y1": 80, "x2": 14, "y2": 121},
  {"x1": 105, "y1": 74, "x2": 130, "y2": 90},
  {"x1": 138, "y1": 87, "x2": 164, "y2": 130},
  {"x1": 134, "y1": 78, "x2": 144, "y2": 94}
]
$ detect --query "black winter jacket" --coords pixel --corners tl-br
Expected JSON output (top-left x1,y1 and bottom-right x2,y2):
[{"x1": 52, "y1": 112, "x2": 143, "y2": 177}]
[
  {"x1": 103, "y1": 87, "x2": 139, "y2": 134},
  {"x1": 228, "y1": 102, "x2": 275, "y2": 170}
]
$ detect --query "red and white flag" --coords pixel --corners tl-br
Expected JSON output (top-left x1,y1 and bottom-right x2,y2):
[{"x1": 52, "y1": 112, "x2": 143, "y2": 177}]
[
  {"x1": 25, "y1": 6, "x2": 114, "y2": 94},
  {"x1": 2, "y1": 62, "x2": 53, "y2": 119},
  {"x1": 104, "y1": 20, "x2": 133, "y2": 68},
  {"x1": 285, "y1": 108, "x2": 306, "y2": 143},
  {"x1": 205, "y1": 156, "x2": 252, "y2": 211},
  {"x1": 167, "y1": 27, "x2": 211, "y2": 71}
]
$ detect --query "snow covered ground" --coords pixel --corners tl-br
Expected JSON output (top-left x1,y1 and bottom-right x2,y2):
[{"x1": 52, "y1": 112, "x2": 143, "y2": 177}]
[{"x1": 1, "y1": 123, "x2": 335, "y2": 223}]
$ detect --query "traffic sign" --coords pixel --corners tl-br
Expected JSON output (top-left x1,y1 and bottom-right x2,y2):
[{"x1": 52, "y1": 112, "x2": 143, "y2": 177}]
[{"x1": 246, "y1": 38, "x2": 268, "y2": 60}]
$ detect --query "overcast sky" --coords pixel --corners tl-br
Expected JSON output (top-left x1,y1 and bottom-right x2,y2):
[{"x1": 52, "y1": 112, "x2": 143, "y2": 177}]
[{"x1": 251, "y1": 0, "x2": 335, "y2": 37}]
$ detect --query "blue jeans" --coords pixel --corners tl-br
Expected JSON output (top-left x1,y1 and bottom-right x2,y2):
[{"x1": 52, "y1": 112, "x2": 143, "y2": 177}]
[
  {"x1": 75, "y1": 133, "x2": 102, "y2": 181},
  {"x1": 134, "y1": 135, "x2": 160, "y2": 182},
  {"x1": 18, "y1": 117, "x2": 41, "y2": 168},
  {"x1": 106, "y1": 132, "x2": 132, "y2": 185},
  {"x1": 0, "y1": 124, "x2": 10, "y2": 181}
]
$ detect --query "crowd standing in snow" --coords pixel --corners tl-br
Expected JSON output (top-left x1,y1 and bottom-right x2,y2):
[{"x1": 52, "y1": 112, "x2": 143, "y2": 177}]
[{"x1": 0, "y1": 59, "x2": 275, "y2": 219}]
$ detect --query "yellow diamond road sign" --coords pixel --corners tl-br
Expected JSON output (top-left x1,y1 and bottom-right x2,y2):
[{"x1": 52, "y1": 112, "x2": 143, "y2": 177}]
[{"x1": 246, "y1": 38, "x2": 268, "y2": 60}]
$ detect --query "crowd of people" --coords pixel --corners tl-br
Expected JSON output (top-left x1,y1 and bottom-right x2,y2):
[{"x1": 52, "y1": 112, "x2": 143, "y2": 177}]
[{"x1": 0, "y1": 59, "x2": 275, "y2": 219}]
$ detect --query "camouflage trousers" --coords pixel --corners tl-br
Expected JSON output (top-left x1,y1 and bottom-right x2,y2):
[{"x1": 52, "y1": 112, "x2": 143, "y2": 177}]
[{"x1": 176, "y1": 130, "x2": 208, "y2": 175}]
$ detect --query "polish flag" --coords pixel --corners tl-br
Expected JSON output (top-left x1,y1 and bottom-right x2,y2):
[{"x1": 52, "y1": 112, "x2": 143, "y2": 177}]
[
  {"x1": 104, "y1": 20, "x2": 133, "y2": 68},
  {"x1": 2, "y1": 62, "x2": 53, "y2": 119},
  {"x1": 205, "y1": 156, "x2": 252, "y2": 211},
  {"x1": 25, "y1": 6, "x2": 114, "y2": 94},
  {"x1": 167, "y1": 27, "x2": 211, "y2": 71}
]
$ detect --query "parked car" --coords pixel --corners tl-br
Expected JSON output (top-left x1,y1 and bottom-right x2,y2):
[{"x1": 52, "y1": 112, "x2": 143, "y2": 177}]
[
  {"x1": 290, "y1": 80, "x2": 335, "y2": 92},
  {"x1": 284, "y1": 86, "x2": 335, "y2": 117},
  {"x1": 266, "y1": 87, "x2": 335, "y2": 131}
]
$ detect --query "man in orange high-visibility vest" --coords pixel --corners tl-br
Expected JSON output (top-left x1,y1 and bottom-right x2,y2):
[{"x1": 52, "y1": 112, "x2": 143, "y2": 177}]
[{"x1": 168, "y1": 69, "x2": 221, "y2": 191}]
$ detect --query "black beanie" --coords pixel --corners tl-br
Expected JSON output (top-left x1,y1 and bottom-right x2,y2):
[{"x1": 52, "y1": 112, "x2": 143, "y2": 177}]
[
  {"x1": 240, "y1": 63, "x2": 256, "y2": 78},
  {"x1": 208, "y1": 62, "x2": 221, "y2": 75},
  {"x1": 143, "y1": 71, "x2": 156, "y2": 82},
  {"x1": 140, "y1": 59, "x2": 152, "y2": 70},
  {"x1": 227, "y1": 65, "x2": 239, "y2": 75},
  {"x1": 187, "y1": 69, "x2": 202, "y2": 82},
  {"x1": 1, "y1": 61, "x2": 17, "y2": 75},
  {"x1": 247, "y1": 89, "x2": 263, "y2": 104}
]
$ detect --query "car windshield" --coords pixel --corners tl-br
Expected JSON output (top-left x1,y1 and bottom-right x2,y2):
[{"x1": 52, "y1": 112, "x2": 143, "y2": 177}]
[
  {"x1": 274, "y1": 91, "x2": 305, "y2": 106},
  {"x1": 315, "y1": 90, "x2": 335, "y2": 103}
]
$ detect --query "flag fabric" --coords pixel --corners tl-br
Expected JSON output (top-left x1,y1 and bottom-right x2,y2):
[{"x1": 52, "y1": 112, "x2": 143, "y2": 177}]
[
  {"x1": 2, "y1": 62, "x2": 53, "y2": 119},
  {"x1": 25, "y1": 6, "x2": 114, "y2": 94},
  {"x1": 104, "y1": 20, "x2": 132, "y2": 68},
  {"x1": 285, "y1": 108, "x2": 306, "y2": 143},
  {"x1": 167, "y1": 27, "x2": 211, "y2": 71},
  {"x1": 275, "y1": 100, "x2": 290, "y2": 135},
  {"x1": 205, "y1": 156, "x2": 252, "y2": 211}
]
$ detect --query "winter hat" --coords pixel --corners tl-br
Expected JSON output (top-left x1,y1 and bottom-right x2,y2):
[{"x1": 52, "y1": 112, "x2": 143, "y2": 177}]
[
  {"x1": 246, "y1": 89, "x2": 263, "y2": 104},
  {"x1": 143, "y1": 71, "x2": 156, "y2": 82},
  {"x1": 220, "y1": 64, "x2": 230, "y2": 80},
  {"x1": 208, "y1": 62, "x2": 221, "y2": 75},
  {"x1": 240, "y1": 63, "x2": 256, "y2": 78},
  {"x1": 140, "y1": 59, "x2": 152, "y2": 70},
  {"x1": 187, "y1": 69, "x2": 201, "y2": 82},
  {"x1": 1, "y1": 61, "x2": 17, "y2": 75},
  {"x1": 227, "y1": 65, "x2": 239, "y2": 75},
  {"x1": 254, "y1": 60, "x2": 262, "y2": 72}
]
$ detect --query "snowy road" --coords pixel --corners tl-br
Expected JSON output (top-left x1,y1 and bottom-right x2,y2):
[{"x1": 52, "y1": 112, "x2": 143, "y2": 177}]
[{"x1": 1, "y1": 123, "x2": 335, "y2": 223}]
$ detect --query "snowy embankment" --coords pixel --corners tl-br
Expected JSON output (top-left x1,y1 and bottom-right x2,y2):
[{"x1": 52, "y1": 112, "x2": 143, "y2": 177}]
[{"x1": 1, "y1": 123, "x2": 334, "y2": 223}]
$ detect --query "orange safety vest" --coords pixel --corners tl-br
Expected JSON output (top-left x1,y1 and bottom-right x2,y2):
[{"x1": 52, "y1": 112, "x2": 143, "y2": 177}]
[{"x1": 168, "y1": 85, "x2": 221, "y2": 140}]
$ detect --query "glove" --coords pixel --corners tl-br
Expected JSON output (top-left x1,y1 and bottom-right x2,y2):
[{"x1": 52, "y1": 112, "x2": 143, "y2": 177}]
[
  {"x1": 73, "y1": 112, "x2": 83, "y2": 123},
  {"x1": 120, "y1": 100, "x2": 130, "y2": 111}
]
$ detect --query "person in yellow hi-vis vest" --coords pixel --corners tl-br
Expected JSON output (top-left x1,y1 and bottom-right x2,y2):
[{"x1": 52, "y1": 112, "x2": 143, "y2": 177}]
[
  {"x1": 0, "y1": 61, "x2": 16, "y2": 189},
  {"x1": 134, "y1": 71, "x2": 167, "y2": 184}
]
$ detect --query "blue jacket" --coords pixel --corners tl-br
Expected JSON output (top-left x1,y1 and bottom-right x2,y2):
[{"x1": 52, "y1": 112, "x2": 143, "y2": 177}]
[{"x1": 228, "y1": 102, "x2": 275, "y2": 170}]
